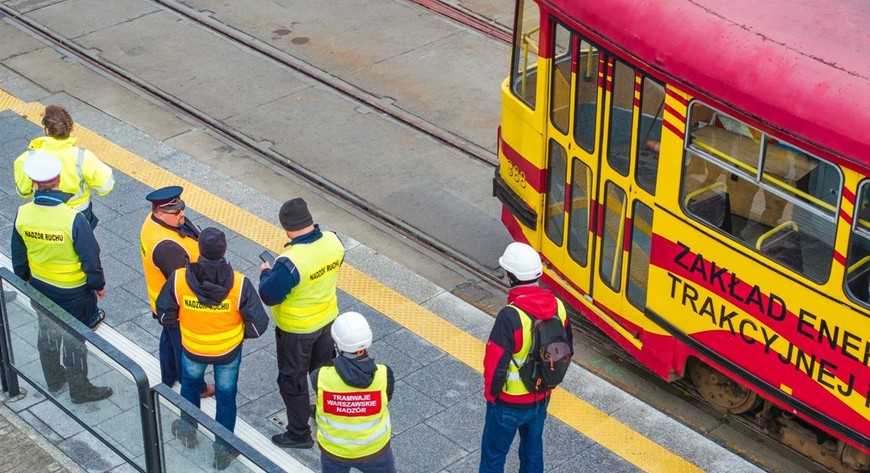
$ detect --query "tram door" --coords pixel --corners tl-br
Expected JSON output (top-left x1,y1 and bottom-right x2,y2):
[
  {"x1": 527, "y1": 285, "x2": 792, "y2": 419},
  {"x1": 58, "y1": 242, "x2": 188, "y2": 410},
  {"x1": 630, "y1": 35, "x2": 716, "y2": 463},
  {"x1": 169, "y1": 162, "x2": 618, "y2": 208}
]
[
  {"x1": 540, "y1": 25, "x2": 599, "y2": 298},
  {"x1": 541, "y1": 22, "x2": 662, "y2": 338}
]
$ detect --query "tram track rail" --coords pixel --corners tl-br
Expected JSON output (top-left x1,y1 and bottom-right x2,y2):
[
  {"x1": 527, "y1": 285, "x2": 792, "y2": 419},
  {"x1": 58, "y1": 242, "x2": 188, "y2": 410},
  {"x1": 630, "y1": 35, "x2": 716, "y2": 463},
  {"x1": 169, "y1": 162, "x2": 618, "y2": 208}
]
[
  {"x1": 6, "y1": 4, "x2": 842, "y2": 469},
  {"x1": 0, "y1": 2, "x2": 506, "y2": 291},
  {"x1": 406, "y1": 0, "x2": 513, "y2": 44}
]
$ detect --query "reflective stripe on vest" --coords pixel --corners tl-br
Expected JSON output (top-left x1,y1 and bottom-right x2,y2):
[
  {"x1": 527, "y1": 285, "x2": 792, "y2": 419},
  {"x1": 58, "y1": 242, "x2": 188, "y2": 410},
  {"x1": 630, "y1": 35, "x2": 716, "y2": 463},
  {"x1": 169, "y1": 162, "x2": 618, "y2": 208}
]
[
  {"x1": 272, "y1": 231, "x2": 344, "y2": 333},
  {"x1": 28, "y1": 147, "x2": 91, "y2": 212},
  {"x1": 15, "y1": 201, "x2": 86, "y2": 288},
  {"x1": 175, "y1": 268, "x2": 245, "y2": 357},
  {"x1": 316, "y1": 365, "x2": 390, "y2": 459},
  {"x1": 502, "y1": 300, "x2": 567, "y2": 396},
  {"x1": 140, "y1": 215, "x2": 200, "y2": 313}
]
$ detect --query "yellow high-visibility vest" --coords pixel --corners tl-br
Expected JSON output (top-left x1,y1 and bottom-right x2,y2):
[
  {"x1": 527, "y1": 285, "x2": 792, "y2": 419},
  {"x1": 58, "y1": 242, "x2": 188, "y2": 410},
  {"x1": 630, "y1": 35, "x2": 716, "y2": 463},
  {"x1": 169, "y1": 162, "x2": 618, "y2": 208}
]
[
  {"x1": 140, "y1": 215, "x2": 200, "y2": 313},
  {"x1": 503, "y1": 300, "x2": 567, "y2": 396},
  {"x1": 175, "y1": 268, "x2": 245, "y2": 357},
  {"x1": 15, "y1": 201, "x2": 87, "y2": 289},
  {"x1": 14, "y1": 137, "x2": 115, "y2": 212},
  {"x1": 272, "y1": 231, "x2": 343, "y2": 333},
  {"x1": 316, "y1": 365, "x2": 391, "y2": 459}
]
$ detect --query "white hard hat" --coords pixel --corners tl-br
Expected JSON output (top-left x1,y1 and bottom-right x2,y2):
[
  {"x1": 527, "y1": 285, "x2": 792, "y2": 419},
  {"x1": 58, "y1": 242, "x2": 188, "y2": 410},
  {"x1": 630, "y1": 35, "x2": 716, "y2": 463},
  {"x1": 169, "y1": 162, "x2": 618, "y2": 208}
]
[
  {"x1": 331, "y1": 311, "x2": 373, "y2": 353},
  {"x1": 498, "y1": 242, "x2": 543, "y2": 281},
  {"x1": 23, "y1": 151, "x2": 62, "y2": 184}
]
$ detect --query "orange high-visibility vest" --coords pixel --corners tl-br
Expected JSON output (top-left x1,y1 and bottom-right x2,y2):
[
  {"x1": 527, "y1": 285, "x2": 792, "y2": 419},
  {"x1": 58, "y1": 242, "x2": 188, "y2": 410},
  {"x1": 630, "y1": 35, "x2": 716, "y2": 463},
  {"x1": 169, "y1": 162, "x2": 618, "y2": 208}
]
[
  {"x1": 140, "y1": 215, "x2": 200, "y2": 313},
  {"x1": 175, "y1": 268, "x2": 245, "y2": 357}
]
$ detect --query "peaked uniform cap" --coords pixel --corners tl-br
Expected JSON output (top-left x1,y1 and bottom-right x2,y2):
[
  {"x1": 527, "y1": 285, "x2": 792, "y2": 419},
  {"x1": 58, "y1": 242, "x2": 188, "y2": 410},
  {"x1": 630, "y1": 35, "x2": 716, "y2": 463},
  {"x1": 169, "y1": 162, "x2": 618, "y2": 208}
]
[
  {"x1": 146, "y1": 186, "x2": 185, "y2": 210},
  {"x1": 23, "y1": 151, "x2": 62, "y2": 184}
]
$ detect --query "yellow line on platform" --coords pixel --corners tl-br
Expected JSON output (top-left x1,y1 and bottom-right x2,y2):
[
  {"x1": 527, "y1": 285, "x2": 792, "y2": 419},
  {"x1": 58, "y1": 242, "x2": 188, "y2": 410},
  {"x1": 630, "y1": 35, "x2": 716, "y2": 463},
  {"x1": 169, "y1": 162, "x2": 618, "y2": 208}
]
[{"x1": 0, "y1": 90, "x2": 703, "y2": 473}]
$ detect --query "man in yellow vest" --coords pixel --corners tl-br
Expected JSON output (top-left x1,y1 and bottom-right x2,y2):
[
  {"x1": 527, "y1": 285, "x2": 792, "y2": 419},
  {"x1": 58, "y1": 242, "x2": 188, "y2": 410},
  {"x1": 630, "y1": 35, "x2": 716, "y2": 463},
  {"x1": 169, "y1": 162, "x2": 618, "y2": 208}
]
[
  {"x1": 258, "y1": 198, "x2": 344, "y2": 448},
  {"x1": 13, "y1": 105, "x2": 114, "y2": 229},
  {"x1": 156, "y1": 227, "x2": 268, "y2": 470},
  {"x1": 140, "y1": 186, "x2": 213, "y2": 397},
  {"x1": 311, "y1": 312, "x2": 395, "y2": 473},
  {"x1": 479, "y1": 243, "x2": 573, "y2": 473},
  {"x1": 11, "y1": 152, "x2": 112, "y2": 404}
]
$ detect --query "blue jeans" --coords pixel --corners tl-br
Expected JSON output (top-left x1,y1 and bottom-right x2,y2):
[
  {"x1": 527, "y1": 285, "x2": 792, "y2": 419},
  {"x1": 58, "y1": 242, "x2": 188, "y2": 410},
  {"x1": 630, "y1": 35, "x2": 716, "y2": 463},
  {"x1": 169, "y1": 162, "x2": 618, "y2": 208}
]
[
  {"x1": 479, "y1": 399, "x2": 549, "y2": 473},
  {"x1": 180, "y1": 351, "x2": 241, "y2": 435},
  {"x1": 321, "y1": 445, "x2": 396, "y2": 473}
]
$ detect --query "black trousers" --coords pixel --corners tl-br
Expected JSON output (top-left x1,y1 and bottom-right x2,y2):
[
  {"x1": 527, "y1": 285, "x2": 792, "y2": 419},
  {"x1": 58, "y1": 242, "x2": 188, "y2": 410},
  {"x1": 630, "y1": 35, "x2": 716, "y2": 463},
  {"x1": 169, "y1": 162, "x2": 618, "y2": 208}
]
[
  {"x1": 35, "y1": 289, "x2": 97, "y2": 397},
  {"x1": 275, "y1": 324, "x2": 335, "y2": 440}
]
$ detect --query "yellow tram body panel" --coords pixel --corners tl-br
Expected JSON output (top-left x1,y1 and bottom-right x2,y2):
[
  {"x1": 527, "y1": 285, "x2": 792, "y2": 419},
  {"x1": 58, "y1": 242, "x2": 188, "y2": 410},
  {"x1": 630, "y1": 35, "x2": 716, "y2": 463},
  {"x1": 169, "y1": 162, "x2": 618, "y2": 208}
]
[{"x1": 494, "y1": 0, "x2": 870, "y2": 454}]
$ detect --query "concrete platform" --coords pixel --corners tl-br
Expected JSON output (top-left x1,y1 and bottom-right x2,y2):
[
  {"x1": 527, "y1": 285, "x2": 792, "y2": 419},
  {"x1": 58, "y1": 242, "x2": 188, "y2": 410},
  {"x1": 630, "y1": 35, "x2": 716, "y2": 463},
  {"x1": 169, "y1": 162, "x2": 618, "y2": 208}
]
[{"x1": 0, "y1": 88, "x2": 767, "y2": 472}]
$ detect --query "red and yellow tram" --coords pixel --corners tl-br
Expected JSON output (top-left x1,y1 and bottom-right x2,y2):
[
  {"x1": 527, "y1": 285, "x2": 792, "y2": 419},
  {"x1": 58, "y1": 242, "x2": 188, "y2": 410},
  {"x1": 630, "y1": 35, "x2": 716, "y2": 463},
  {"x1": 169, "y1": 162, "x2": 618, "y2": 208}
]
[{"x1": 493, "y1": 1, "x2": 870, "y2": 470}]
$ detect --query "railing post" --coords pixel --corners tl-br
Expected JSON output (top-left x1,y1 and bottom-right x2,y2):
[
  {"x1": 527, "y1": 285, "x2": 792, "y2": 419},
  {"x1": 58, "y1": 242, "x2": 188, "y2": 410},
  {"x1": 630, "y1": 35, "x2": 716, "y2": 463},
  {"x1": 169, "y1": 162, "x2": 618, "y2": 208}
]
[
  {"x1": 0, "y1": 280, "x2": 20, "y2": 397},
  {"x1": 140, "y1": 384, "x2": 162, "y2": 472}
]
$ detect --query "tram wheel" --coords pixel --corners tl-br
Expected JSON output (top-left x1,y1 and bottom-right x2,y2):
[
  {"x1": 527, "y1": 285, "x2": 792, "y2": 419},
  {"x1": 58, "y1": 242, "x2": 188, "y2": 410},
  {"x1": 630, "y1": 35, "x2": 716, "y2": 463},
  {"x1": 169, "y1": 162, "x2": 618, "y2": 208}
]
[{"x1": 687, "y1": 358, "x2": 760, "y2": 414}]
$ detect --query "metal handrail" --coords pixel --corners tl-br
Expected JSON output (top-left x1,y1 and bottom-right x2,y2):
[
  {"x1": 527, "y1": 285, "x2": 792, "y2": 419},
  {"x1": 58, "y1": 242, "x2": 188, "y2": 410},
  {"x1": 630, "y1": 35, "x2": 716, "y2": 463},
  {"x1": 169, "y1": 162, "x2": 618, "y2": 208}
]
[
  {"x1": 151, "y1": 384, "x2": 282, "y2": 472},
  {"x1": 0, "y1": 269, "x2": 158, "y2": 470}
]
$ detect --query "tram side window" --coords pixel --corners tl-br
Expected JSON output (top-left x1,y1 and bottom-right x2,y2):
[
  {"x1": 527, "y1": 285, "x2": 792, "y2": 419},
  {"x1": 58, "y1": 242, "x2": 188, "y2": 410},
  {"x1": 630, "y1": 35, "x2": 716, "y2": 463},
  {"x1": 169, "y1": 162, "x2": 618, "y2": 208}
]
[
  {"x1": 550, "y1": 23, "x2": 572, "y2": 134},
  {"x1": 681, "y1": 101, "x2": 839, "y2": 282},
  {"x1": 845, "y1": 182, "x2": 870, "y2": 307},
  {"x1": 510, "y1": 0, "x2": 540, "y2": 108},
  {"x1": 635, "y1": 78, "x2": 664, "y2": 195},
  {"x1": 600, "y1": 181, "x2": 626, "y2": 291},
  {"x1": 568, "y1": 159, "x2": 591, "y2": 266},
  {"x1": 545, "y1": 139, "x2": 568, "y2": 246},
  {"x1": 573, "y1": 37, "x2": 599, "y2": 153},
  {"x1": 606, "y1": 59, "x2": 636, "y2": 176},
  {"x1": 627, "y1": 201, "x2": 654, "y2": 310}
]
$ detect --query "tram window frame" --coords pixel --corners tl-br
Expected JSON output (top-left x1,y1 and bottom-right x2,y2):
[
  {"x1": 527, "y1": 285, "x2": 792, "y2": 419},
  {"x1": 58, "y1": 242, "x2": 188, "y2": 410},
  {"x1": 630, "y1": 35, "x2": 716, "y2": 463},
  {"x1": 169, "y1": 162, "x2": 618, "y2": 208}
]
[
  {"x1": 599, "y1": 181, "x2": 626, "y2": 291},
  {"x1": 509, "y1": 0, "x2": 540, "y2": 109},
  {"x1": 845, "y1": 180, "x2": 870, "y2": 309},
  {"x1": 567, "y1": 158, "x2": 592, "y2": 267},
  {"x1": 627, "y1": 201, "x2": 654, "y2": 311},
  {"x1": 544, "y1": 139, "x2": 568, "y2": 247},
  {"x1": 635, "y1": 77, "x2": 665, "y2": 195},
  {"x1": 573, "y1": 35, "x2": 601, "y2": 154},
  {"x1": 606, "y1": 58, "x2": 636, "y2": 177},
  {"x1": 681, "y1": 100, "x2": 841, "y2": 283},
  {"x1": 549, "y1": 22, "x2": 573, "y2": 135}
]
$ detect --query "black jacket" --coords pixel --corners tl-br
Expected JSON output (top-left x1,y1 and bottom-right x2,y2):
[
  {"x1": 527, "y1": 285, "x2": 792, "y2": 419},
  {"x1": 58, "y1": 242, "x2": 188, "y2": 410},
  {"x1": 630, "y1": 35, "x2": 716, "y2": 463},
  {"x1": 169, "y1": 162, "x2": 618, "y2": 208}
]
[{"x1": 156, "y1": 258, "x2": 269, "y2": 364}]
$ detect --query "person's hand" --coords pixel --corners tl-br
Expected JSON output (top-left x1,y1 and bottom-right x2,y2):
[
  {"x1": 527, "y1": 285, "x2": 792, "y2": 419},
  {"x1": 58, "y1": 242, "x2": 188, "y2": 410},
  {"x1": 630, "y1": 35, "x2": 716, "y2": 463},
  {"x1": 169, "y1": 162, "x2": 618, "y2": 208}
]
[
  {"x1": 259, "y1": 261, "x2": 271, "y2": 272},
  {"x1": 96, "y1": 288, "x2": 107, "y2": 299}
]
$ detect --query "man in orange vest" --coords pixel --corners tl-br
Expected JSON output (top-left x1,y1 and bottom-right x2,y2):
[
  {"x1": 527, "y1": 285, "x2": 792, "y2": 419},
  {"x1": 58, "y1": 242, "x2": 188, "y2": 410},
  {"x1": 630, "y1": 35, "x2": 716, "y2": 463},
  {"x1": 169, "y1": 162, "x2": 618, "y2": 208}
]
[
  {"x1": 479, "y1": 243, "x2": 573, "y2": 473},
  {"x1": 140, "y1": 186, "x2": 213, "y2": 397},
  {"x1": 156, "y1": 227, "x2": 269, "y2": 470}
]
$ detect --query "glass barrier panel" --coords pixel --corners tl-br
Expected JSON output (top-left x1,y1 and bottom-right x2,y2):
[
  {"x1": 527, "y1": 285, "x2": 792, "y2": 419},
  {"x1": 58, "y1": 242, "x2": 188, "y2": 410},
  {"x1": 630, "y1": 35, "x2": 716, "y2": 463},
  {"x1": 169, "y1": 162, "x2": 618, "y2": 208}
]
[
  {"x1": 1, "y1": 271, "x2": 153, "y2": 471},
  {"x1": 153, "y1": 385, "x2": 278, "y2": 472}
]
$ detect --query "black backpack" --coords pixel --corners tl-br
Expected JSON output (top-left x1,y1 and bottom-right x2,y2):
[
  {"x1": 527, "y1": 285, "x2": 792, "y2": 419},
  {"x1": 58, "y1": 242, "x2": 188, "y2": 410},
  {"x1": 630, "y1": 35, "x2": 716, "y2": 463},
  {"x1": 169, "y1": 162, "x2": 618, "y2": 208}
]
[{"x1": 514, "y1": 314, "x2": 572, "y2": 393}]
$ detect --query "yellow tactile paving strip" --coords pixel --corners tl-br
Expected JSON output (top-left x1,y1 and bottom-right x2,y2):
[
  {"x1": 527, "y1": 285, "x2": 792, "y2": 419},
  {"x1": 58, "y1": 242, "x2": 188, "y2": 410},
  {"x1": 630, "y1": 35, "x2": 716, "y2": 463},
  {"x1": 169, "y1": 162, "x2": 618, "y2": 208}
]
[{"x1": 1, "y1": 90, "x2": 703, "y2": 472}]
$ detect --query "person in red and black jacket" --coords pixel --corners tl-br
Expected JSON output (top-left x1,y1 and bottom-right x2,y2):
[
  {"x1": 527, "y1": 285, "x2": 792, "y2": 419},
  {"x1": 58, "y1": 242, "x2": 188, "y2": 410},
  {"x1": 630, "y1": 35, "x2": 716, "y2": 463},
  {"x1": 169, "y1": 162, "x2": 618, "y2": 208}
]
[{"x1": 480, "y1": 242, "x2": 573, "y2": 473}]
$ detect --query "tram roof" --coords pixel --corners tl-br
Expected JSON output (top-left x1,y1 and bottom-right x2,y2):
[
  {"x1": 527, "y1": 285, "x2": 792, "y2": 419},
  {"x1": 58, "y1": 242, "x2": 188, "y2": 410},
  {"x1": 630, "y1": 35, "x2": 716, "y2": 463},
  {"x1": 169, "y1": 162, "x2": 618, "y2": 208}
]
[{"x1": 544, "y1": 0, "x2": 870, "y2": 171}]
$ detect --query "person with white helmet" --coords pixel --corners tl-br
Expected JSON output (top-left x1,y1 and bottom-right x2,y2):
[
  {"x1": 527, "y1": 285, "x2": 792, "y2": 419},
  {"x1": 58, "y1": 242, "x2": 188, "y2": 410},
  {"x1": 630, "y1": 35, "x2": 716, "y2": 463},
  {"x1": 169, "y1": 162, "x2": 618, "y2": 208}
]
[
  {"x1": 310, "y1": 311, "x2": 396, "y2": 473},
  {"x1": 11, "y1": 151, "x2": 112, "y2": 404},
  {"x1": 479, "y1": 242, "x2": 573, "y2": 473}
]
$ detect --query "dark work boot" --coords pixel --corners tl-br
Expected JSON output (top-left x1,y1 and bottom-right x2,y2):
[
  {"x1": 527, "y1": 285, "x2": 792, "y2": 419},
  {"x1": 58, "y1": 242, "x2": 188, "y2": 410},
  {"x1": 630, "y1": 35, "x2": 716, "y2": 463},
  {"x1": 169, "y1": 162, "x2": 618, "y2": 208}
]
[
  {"x1": 46, "y1": 372, "x2": 67, "y2": 394},
  {"x1": 213, "y1": 447, "x2": 239, "y2": 470},
  {"x1": 172, "y1": 419, "x2": 199, "y2": 449},
  {"x1": 70, "y1": 385, "x2": 113, "y2": 404},
  {"x1": 271, "y1": 431, "x2": 313, "y2": 449}
]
